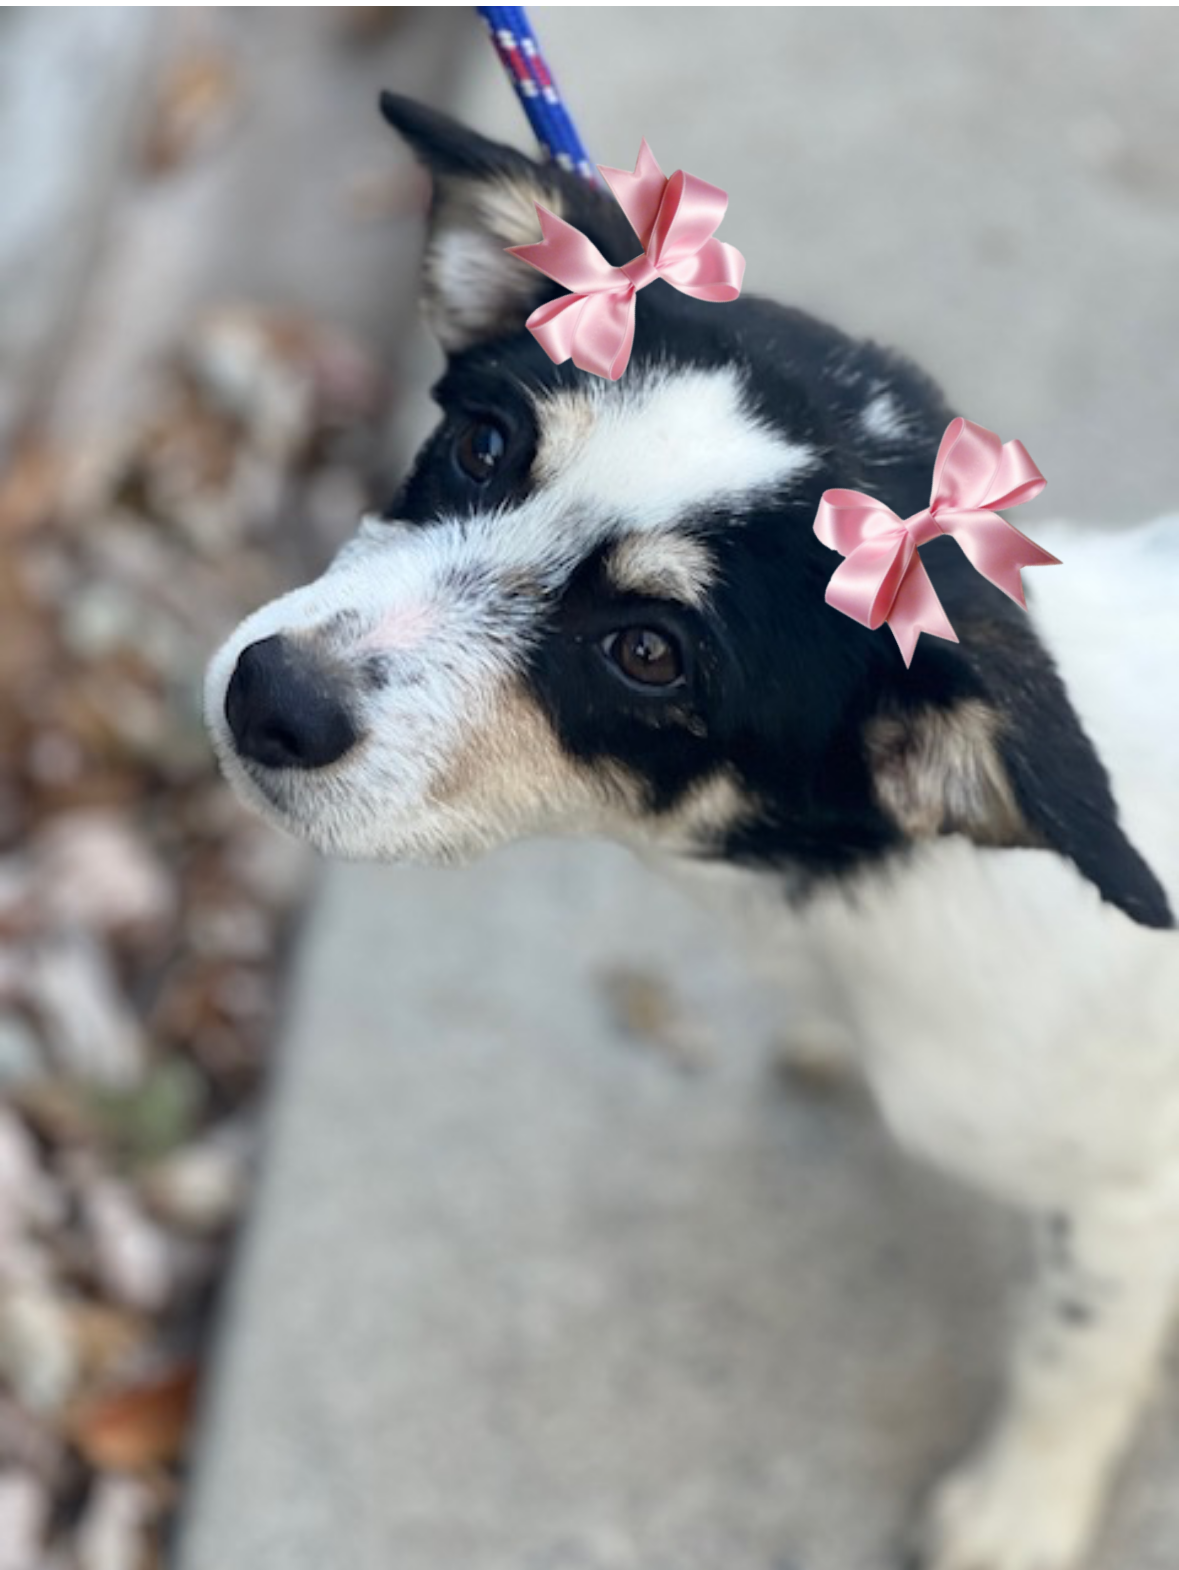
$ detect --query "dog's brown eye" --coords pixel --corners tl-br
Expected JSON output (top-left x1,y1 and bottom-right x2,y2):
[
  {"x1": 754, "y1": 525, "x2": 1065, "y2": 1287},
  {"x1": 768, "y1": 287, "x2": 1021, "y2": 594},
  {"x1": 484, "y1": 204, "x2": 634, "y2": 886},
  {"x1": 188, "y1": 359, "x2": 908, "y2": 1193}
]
[
  {"x1": 455, "y1": 419, "x2": 506, "y2": 482},
  {"x1": 606, "y1": 628, "x2": 684, "y2": 687}
]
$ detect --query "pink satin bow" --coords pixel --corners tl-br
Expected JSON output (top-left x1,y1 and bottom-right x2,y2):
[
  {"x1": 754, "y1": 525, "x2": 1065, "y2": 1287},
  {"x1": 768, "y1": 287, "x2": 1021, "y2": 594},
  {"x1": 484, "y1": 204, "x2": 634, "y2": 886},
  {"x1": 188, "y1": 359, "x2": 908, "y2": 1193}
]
[
  {"x1": 506, "y1": 141, "x2": 745, "y2": 380},
  {"x1": 813, "y1": 417, "x2": 1059, "y2": 666}
]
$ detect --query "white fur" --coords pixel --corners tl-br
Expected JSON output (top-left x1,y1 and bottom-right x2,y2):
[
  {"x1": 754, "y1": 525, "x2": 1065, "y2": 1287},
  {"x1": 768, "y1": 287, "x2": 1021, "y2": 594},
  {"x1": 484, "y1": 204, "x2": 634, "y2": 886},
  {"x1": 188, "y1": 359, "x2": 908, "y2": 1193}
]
[
  {"x1": 427, "y1": 228, "x2": 538, "y2": 351},
  {"x1": 859, "y1": 388, "x2": 909, "y2": 441},
  {"x1": 536, "y1": 367, "x2": 816, "y2": 527}
]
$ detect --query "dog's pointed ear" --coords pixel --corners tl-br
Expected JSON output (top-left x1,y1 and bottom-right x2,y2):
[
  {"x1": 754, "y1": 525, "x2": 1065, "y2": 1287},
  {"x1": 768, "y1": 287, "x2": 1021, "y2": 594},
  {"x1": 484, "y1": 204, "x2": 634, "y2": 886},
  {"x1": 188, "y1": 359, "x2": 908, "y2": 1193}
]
[
  {"x1": 379, "y1": 93, "x2": 629, "y2": 354},
  {"x1": 862, "y1": 617, "x2": 1173, "y2": 931}
]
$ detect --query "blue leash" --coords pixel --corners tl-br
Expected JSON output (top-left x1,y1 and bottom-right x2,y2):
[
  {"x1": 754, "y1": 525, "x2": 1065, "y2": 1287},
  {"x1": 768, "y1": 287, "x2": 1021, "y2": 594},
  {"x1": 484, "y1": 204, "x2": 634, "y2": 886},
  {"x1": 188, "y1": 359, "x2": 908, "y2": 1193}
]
[{"x1": 476, "y1": 6, "x2": 599, "y2": 185}]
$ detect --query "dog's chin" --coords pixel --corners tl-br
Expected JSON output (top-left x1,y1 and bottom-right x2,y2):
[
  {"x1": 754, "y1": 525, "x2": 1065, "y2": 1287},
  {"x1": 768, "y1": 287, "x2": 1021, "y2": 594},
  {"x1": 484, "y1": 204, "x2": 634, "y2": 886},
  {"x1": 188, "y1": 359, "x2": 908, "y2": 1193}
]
[
  {"x1": 209, "y1": 748, "x2": 492, "y2": 870},
  {"x1": 209, "y1": 750, "x2": 313, "y2": 848}
]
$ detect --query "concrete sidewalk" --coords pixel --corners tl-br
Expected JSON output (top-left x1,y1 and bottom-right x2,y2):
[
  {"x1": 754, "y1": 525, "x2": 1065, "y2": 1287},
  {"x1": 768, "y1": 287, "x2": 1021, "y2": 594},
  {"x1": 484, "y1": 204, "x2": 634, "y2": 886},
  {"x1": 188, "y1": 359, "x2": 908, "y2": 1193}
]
[{"x1": 179, "y1": 13, "x2": 1179, "y2": 1570}]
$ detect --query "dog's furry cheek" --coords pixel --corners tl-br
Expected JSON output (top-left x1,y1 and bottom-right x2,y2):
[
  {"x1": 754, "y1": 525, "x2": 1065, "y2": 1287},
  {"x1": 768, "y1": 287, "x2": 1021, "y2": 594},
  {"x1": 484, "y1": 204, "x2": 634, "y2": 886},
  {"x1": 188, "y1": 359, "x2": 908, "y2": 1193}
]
[{"x1": 428, "y1": 681, "x2": 643, "y2": 841}]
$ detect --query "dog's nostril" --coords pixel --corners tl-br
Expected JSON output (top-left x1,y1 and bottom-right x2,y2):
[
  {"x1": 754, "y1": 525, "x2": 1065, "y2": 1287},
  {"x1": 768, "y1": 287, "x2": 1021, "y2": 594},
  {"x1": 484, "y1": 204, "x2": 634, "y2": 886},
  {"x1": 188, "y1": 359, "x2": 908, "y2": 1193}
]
[
  {"x1": 248, "y1": 720, "x2": 304, "y2": 770},
  {"x1": 225, "y1": 634, "x2": 359, "y2": 771}
]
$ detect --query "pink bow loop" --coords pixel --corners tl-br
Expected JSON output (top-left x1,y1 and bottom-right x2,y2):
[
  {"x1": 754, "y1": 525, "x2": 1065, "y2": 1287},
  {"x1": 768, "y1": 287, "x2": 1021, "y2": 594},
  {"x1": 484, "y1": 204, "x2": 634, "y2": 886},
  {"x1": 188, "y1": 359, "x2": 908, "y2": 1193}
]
[
  {"x1": 813, "y1": 418, "x2": 1059, "y2": 666},
  {"x1": 598, "y1": 138, "x2": 666, "y2": 248},
  {"x1": 506, "y1": 142, "x2": 745, "y2": 381},
  {"x1": 930, "y1": 417, "x2": 1047, "y2": 514}
]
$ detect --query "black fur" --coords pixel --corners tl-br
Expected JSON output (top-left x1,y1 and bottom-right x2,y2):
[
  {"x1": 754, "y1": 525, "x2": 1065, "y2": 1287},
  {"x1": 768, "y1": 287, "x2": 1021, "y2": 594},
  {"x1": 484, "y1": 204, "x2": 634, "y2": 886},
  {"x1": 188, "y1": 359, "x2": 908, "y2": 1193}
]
[{"x1": 382, "y1": 95, "x2": 1173, "y2": 931}]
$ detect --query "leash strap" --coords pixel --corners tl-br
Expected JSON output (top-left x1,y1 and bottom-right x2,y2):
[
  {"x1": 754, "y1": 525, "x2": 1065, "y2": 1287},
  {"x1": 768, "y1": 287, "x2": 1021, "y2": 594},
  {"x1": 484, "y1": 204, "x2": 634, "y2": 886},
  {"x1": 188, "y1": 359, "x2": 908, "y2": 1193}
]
[{"x1": 476, "y1": 6, "x2": 599, "y2": 185}]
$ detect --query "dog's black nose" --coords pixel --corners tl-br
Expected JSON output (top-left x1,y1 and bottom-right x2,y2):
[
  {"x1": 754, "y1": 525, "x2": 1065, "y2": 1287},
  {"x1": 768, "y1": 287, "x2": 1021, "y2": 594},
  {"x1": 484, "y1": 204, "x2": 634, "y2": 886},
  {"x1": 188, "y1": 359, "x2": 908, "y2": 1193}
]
[{"x1": 225, "y1": 634, "x2": 358, "y2": 770}]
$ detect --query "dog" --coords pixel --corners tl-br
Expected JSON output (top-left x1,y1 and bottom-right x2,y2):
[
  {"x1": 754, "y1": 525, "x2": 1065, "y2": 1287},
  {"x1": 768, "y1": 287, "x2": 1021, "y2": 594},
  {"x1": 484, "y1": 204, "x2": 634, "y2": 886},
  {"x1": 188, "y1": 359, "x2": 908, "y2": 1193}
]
[{"x1": 205, "y1": 96, "x2": 1179, "y2": 1570}]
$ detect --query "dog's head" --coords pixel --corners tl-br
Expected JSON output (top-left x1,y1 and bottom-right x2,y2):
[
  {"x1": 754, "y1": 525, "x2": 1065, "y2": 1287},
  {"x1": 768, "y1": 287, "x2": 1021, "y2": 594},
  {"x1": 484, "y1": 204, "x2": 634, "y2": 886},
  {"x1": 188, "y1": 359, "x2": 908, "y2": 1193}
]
[{"x1": 205, "y1": 97, "x2": 1171, "y2": 928}]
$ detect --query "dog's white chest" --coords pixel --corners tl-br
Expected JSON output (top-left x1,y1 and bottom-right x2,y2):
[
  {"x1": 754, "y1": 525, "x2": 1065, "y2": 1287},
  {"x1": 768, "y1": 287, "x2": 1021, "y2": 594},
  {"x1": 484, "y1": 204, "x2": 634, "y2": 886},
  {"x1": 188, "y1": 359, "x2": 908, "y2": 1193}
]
[
  {"x1": 681, "y1": 824, "x2": 1179, "y2": 1215},
  {"x1": 809, "y1": 836, "x2": 1179, "y2": 1210}
]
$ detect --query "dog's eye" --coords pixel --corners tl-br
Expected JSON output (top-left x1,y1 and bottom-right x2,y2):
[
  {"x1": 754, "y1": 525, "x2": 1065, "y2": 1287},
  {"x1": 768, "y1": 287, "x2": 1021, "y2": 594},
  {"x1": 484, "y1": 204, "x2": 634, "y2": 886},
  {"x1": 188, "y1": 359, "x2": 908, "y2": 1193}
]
[
  {"x1": 604, "y1": 628, "x2": 684, "y2": 688},
  {"x1": 454, "y1": 419, "x2": 507, "y2": 483}
]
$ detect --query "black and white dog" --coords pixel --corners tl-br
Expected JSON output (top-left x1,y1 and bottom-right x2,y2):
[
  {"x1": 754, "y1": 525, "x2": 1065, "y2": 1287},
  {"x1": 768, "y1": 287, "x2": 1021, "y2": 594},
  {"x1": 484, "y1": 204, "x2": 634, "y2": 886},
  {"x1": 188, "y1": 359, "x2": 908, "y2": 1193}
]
[{"x1": 205, "y1": 98, "x2": 1179, "y2": 1570}]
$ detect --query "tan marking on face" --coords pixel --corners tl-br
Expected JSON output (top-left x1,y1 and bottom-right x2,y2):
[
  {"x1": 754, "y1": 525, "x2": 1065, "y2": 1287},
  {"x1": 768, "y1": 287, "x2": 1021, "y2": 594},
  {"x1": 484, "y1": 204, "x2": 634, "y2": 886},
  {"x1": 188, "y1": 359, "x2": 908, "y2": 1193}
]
[
  {"x1": 533, "y1": 388, "x2": 600, "y2": 480},
  {"x1": 605, "y1": 533, "x2": 716, "y2": 607},
  {"x1": 866, "y1": 699, "x2": 1033, "y2": 846},
  {"x1": 429, "y1": 679, "x2": 641, "y2": 838},
  {"x1": 645, "y1": 771, "x2": 754, "y2": 855},
  {"x1": 473, "y1": 175, "x2": 559, "y2": 247}
]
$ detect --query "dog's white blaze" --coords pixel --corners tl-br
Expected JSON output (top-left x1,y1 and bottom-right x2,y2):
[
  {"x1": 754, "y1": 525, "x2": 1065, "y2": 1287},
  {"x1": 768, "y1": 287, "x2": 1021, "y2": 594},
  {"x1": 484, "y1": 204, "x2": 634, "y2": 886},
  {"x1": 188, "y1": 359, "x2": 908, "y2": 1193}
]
[
  {"x1": 360, "y1": 602, "x2": 438, "y2": 653},
  {"x1": 535, "y1": 367, "x2": 815, "y2": 530}
]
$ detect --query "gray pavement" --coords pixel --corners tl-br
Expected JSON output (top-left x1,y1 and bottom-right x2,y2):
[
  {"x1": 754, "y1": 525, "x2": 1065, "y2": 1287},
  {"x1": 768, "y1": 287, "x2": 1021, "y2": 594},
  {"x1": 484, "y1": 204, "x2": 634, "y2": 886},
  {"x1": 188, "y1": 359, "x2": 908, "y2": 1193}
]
[
  {"x1": 0, "y1": 8, "x2": 156, "y2": 447},
  {"x1": 179, "y1": 13, "x2": 1179, "y2": 1570}
]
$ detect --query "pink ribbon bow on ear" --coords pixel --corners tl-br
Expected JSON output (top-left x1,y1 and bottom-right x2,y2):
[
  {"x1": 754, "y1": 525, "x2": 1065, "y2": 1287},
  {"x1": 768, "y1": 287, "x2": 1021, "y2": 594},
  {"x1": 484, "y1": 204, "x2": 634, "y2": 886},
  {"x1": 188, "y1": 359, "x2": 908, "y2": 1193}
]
[
  {"x1": 506, "y1": 141, "x2": 745, "y2": 381},
  {"x1": 813, "y1": 417, "x2": 1059, "y2": 666}
]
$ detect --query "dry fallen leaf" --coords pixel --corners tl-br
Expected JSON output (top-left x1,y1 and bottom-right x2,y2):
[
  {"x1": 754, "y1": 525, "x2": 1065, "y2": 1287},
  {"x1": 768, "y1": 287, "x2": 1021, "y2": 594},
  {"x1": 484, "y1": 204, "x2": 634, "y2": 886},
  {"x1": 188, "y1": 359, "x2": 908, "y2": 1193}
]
[
  {"x1": 0, "y1": 1286, "x2": 80, "y2": 1415},
  {"x1": 0, "y1": 1011, "x2": 43, "y2": 1089},
  {"x1": 85, "y1": 1060, "x2": 206, "y2": 1168},
  {"x1": 5, "y1": 1078, "x2": 93, "y2": 1149},
  {"x1": 141, "y1": 49, "x2": 238, "y2": 175},
  {"x1": 0, "y1": 441, "x2": 61, "y2": 540},
  {"x1": 74, "y1": 1474, "x2": 158, "y2": 1570},
  {"x1": 69, "y1": 1363, "x2": 200, "y2": 1474},
  {"x1": 28, "y1": 934, "x2": 146, "y2": 1088},
  {"x1": 31, "y1": 812, "x2": 176, "y2": 938},
  {"x1": 65, "y1": 1300, "x2": 149, "y2": 1392},
  {"x1": 0, "y1": 1394, "x2": 64, "y2": 1481},
  {"x1": 0, "y1": 1470, "x2": 49, "y2": 1570},
  {"x1": 81, "y1": 1177, "x2": 174, "y2": 1314},
  {"x1": 139, "y1": 1133, "x2": 248, "y2": 1235},
  {"x1": 0, "y1": 1106, "x2": 61, "y2": 1240}
]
